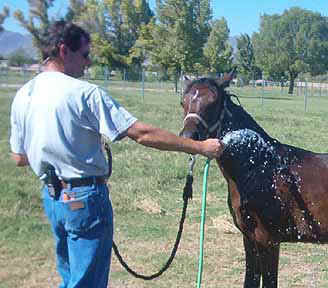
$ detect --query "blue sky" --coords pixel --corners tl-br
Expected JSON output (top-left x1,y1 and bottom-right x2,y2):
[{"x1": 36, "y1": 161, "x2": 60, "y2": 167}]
[{"x1": 2, "y1": 0, "x2": 328, "y2": 36}]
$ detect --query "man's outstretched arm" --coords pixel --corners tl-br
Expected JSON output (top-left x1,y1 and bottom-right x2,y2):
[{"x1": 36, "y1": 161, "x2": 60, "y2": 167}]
[{"x1": 126, "y1": 121, "x2": 224, "y2": 159}]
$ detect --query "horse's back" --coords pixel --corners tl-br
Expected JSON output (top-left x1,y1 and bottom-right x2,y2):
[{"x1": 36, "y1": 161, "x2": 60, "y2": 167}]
[
  {"x1": 288, "y1": 149, "x2": 328, "y2": 195},
  {"x1": 280, "y1": 148, "x2": 328, "y2": 242}
]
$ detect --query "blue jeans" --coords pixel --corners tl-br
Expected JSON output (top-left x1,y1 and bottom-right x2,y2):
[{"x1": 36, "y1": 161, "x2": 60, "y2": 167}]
[{"x1": 42, "y1": 182, "x2": 113, "y2": 288}]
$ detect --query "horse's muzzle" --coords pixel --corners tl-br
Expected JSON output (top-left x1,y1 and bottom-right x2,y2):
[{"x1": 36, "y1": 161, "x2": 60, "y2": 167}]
[{"x1": 179, "y1": 128, "x2": 200, "y2": 140}]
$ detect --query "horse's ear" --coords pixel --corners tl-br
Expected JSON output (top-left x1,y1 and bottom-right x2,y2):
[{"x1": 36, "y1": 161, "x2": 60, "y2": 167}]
[
  {"x1": 183, "y1": 75, "x2": 192, "y2": 90},
  {"x1": 182, "y1": 75, "x2": 192, "y2": 97},
  {"x1": 181, "y1": 76, "x2": 191, "y2": 105},
  {"x1": 216, "y1": 67, "x2": 237, "y2": 88},
  {"x1": 183, "y1": 75, "x2": 191, "y2": 81}
]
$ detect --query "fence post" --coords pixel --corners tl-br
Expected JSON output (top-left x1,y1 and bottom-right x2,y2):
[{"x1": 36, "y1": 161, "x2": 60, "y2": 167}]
[
  {"x1": 304, "y1": 80, "x2": 308, "y2": 112},
  {"x1": 141, "y1": 67, "x2": 145, "y2": 101},
  {"x1": 261, "y1": 80, "x2": 264, "y2": 107},
  {"x1": 180, "y1": 71, "x2": 184, "y2": 96}
]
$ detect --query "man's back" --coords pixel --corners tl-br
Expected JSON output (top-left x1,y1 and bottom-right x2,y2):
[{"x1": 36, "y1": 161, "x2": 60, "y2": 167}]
[{"x1": 10, "y1": 71, "x2": 108, "y2": 179}]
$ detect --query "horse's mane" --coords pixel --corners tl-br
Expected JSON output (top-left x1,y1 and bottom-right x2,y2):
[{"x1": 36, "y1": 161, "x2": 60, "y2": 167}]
[
  {"x1": 224, "y1": 90, "x2": 313, "y2": 167},
  {"x1": 221, "y1": 91, "x2": 277, "y2": 144}
]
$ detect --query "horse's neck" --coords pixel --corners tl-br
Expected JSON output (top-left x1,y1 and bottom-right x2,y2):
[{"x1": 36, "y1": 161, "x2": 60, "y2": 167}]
[
  {"x1": 221, "y1": 100, "x2": 275, "y2": 143},
  {"x1": 219, "y1": 100, "x2": 312, "y2": 168}
]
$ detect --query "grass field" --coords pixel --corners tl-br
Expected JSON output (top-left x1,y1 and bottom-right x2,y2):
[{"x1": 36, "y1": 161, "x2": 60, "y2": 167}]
[{"x1": 1, "y1": 80, "x2": 328, "y2": 288}]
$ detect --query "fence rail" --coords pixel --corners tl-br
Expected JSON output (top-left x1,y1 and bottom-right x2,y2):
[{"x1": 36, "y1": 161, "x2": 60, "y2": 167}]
[{"x1": 2, "y1": 68, "x2": 328, "y2": 112}]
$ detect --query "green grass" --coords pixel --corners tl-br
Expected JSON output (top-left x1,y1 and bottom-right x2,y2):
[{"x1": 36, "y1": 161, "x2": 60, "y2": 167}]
[{"x1": 1, "y1": 82, "x2": 328, "y2": 287}]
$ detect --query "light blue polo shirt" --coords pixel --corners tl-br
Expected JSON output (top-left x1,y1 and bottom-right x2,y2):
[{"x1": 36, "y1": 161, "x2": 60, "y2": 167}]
[{"x1": 10, "y1": 71, "x2": 137, "y2": 179}]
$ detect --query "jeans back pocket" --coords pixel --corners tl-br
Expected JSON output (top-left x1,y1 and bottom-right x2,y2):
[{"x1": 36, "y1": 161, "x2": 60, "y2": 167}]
[{"x1": 64, "y1": 187, "x2": 110, "y2": 234}]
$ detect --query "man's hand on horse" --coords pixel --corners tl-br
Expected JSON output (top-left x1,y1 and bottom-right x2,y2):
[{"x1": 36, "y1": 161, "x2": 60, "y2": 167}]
[{"x1": 201, "y1": 138, "x2": 224, "y2": 159}]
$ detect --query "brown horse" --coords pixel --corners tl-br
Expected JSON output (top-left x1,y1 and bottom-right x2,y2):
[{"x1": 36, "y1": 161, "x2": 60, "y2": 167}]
[{"x1": 179, "y1": 72, "x2": 328, "y2": 288}]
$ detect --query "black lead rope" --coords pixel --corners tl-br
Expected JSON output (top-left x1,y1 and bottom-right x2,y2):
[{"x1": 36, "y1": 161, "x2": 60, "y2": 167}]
[
  {"x1": 103, "y1": 141, "x2": 193, "y2": 280},
  {"x1": 112, "y1": 173, "x2": 194, "y2": 280}
]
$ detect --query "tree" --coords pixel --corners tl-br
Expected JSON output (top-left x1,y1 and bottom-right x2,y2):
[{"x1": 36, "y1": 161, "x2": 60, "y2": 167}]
[
  {"x1": 192, "y1": 0, "x2": 212, "y2": 71},
  {"x1": 120, "y1": 0, "x2": 155, "y2": 74},
  {"x1": 14, "y1": 0, "x2": 56, "y2": 59},
  {"x1": 236, "y1": 33, "x2": 261, "y2": 83},
  {"x1": 71, "y1": 0, "x2": 154, "y2": 78},
  {"x1": 203, "y1": 18, "x2": 233, "y2": 75},
  {"x1": 194, "y1": 0, "x2": 212, "y2": 42},
  {"x1": 66, "y1": 0, "x2": 88, "y2": 22},
  {"x1": 0, "y1": 6, "x2": 10, "y2": 33},
  {"x1": 8, "y1": 48, "x2": 36, "y2": 67},
  {"x1": 253, "y1": 7, "x2": 328, "y2": 94},
  {"x1": 145, "y1": 0, "x2": 212, "y2": 91},
  {"x1": 130, "y1": 17, "x2": 171, "y2": 80}
]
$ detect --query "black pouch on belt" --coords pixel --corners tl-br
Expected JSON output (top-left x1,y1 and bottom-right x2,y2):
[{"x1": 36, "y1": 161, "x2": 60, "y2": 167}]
[{"x1": 45, "y1": 165, "x2": 62, "y2": 200}]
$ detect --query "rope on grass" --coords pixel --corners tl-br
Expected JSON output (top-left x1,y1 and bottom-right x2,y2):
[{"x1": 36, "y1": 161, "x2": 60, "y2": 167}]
[{"x1": 112, "y1": 172, "x2": 193, "y2": 280}]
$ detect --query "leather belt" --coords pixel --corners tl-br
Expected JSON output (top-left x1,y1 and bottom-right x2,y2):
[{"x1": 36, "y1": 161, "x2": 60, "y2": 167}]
[{"x1": 61, "y1": 176, "x2": 106, "y2": 189}]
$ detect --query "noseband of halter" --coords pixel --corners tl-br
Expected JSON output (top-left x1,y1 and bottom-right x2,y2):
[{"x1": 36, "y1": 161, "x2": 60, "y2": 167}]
[
  {"x1": 183, "y1": 112, "x2": 222, "y2": 135},
  {"x1": 183, "y1": 87, "x2": 230, "y2": 138}
]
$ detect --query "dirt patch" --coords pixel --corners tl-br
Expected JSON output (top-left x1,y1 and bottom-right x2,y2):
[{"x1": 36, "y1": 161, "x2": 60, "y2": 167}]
[
  {"x1": 210, "y1": 214, "x2": 240, "y2": 234},
  {"x1": 136, "y1": 197, "x2": 163, "y2": 214}
]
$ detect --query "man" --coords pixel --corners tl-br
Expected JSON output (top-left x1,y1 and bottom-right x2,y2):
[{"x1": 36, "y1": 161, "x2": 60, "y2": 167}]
[{"x1": 10, "y1": 20, "x2": 224, "y2": 288}]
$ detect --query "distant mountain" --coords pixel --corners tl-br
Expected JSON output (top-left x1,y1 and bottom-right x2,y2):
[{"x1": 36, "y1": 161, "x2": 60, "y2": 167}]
[
  {"x1": 0, "y1": 30, "x2": 38, "y2": 58},
  {"x1": 0, "y1": 29, "x2": 238, "y2": 61}
]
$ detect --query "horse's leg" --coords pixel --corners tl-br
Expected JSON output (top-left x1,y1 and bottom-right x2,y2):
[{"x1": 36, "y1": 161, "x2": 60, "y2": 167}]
[
  {"x1": 258, "y1": 244, "x2": 280, "y2": 288},
  {"x1": 243, "y1": 235, "x2": 261, "y2": 288}
]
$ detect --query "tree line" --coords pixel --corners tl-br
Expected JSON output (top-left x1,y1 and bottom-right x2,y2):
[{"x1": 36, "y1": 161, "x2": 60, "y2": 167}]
[{"x1": 1, "y1": 1, "x2": 328, "y2": 94}]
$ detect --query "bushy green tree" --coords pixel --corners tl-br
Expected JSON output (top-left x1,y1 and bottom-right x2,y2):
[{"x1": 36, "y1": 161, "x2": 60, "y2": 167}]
[
  {"x1": 236, "y1": 33, "x2": 261, "y2": 83},
  {"x1": 253, "y1": 7, "x2": 328, "y2": 94},
  {"x1": 71, "y1": 0, "x2": 154, "y2": 79},
  {"x1": 141, "y1": 0, "x2": 212, "y2": 91},
  {"x1": 8, "y1": 48, "x2": 36, "y2": 67},
  {"x1": 203, "y1": 18, "x2": 233, "y2": 75}
]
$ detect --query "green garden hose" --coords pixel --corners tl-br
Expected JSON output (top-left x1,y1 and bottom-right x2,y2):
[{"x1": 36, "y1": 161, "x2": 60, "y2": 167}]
[{"x1": 197, "y1": 158, "x2": 211, "y2": 288}]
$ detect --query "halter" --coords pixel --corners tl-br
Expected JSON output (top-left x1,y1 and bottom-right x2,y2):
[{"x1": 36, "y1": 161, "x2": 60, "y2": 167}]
[
  {"x1": 182, "y1": 89, "x2": 231, "y2": 139},
  {"x1": 183, "y1": 87, "x2": 232, "y2": 195}
]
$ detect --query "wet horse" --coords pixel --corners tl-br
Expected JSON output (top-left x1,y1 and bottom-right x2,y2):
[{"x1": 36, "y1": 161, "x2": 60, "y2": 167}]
[{"x1": 179, "y1": 72, "x2": 328, "y2": 288}]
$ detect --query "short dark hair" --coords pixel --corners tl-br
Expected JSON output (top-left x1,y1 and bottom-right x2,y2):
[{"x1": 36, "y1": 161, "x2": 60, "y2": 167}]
[{"x1": 41, "y1": 20, "x2": 90, "y2": 61}]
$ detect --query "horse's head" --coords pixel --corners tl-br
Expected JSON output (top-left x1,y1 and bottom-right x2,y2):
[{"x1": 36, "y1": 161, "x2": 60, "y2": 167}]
[{"x1": 179, "y1": 69, "x2": 235, "y2": 140}]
